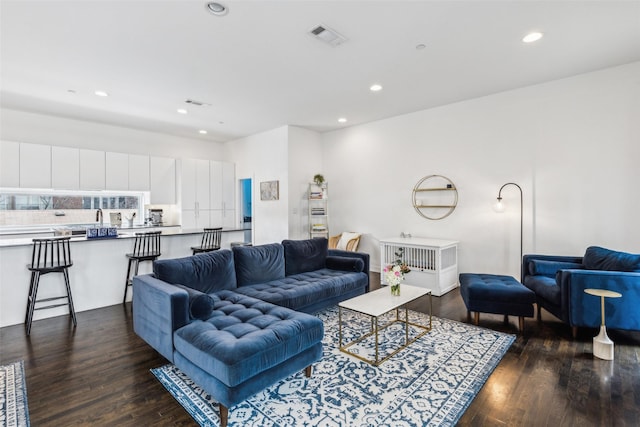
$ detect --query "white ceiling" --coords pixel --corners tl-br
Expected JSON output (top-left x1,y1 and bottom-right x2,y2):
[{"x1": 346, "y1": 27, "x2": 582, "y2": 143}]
[{"x1": 2, "y1": 1, "x2": 639, "y2": 143}]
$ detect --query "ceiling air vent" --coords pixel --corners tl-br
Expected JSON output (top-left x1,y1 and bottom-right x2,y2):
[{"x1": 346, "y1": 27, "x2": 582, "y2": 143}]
[
  {"x1": 309, "y1": 24, "x2": 347, "y2": 47},
  {"x1": 185, "y1": 99, "x2": 211, "y2": 107}
]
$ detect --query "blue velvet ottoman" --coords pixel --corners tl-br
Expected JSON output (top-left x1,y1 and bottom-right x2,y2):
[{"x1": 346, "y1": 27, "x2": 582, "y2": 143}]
[
  {"x1": 173, "y1": 291, "x2": 324, "y2": 427},
  {"x1": 459, "y1": 273, "x2": 535, "y2": 332}
]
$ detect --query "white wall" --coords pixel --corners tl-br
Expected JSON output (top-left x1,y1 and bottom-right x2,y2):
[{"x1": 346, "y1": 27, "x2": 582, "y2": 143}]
[
  {"x1": 322, "y1": 62, "x2": 640, "y2": 277},
  {"x1": 225, "y1": 126, "x2": 290, "y2": 245},
  {"x1": 0, "y1": 108, "x2": 225, "y2": 159},
  {"x1": 288, "y1": 126, "x2": 322, "y2": 240}
]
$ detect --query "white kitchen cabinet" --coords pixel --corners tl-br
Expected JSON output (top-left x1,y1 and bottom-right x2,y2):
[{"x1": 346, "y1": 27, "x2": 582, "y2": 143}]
[
  {"x1": 105, "y1": 152, "x2": 129, "y2": 191},
  {"x1": 181, "y1": 158, "x2": 210, "y2": 229},
  {"x1": 0, "y1": 141, "x2": 20, "y2": 187},
  {"x1": 150, "y1": 156, "x2": 176, "y2": 204},
  {"x1": 51, "y1": 146, "x2": 80, "y2": 190},
  {"x1": 20, "y1": 143, "x2": 51, "y2": 188},
  {"x1": 222, "y1": 162, "x2": 235, "y2": 209},
  {"x1": 80, "y1": 149, "x2": 105, "y2": 190},
  {"x1": 128, "y1": 154, "x2": 150, "y2": 191},
  {"x1": 210, "y1": 161, "x2": 236, "y2": 228}
]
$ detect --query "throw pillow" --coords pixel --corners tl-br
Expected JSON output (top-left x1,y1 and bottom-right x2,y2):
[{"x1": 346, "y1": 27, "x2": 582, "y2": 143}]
[
  {"x1": 233, "y1": 243, "x2": 286, "y2": 287},
  {"x1": 583, "y1": 246, "x2": 640, "y2": 272},
  {"x1": 336, "y1": 232, "x2": 361, "y2": 251},
  {"x1": 175, "y1": 284, "x2": 215, "y2": 320},
  {"x1": 282, "y1": 238, "x2": 328, "y2": 275},
  {"x1": 153, "y1": 249, "x2": 237, "y2": 293}
]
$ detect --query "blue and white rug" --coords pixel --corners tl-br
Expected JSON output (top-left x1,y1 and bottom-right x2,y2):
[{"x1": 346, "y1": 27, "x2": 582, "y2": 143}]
[
  {"x1": 152, "y1": 307, "x2": 515, "y2": 427},
  {"x1": 0, "y1": 360, "x2": 30, "y2": 427}
]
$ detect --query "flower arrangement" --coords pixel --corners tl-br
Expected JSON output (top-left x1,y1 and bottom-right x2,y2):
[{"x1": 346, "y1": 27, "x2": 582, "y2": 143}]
[{"x1": 384, "y1": 248, "x2": 410, "y2": 296}]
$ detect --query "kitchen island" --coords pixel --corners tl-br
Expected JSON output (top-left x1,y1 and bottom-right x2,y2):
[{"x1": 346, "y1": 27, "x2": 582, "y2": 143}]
[{"x1": 0, "y1": 227, "x2": 245, "y2": 327}]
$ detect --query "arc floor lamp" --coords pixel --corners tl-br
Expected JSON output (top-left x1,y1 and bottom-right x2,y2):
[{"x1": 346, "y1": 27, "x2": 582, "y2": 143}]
[{"x1": 495, "y1": 182, "x2": 523, "y2": 264}]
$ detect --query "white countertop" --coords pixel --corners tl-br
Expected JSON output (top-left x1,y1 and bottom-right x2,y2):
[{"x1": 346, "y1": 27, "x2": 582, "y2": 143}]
[{"x1": 0, "y1": 226, "x2": 244, "y2": 247}]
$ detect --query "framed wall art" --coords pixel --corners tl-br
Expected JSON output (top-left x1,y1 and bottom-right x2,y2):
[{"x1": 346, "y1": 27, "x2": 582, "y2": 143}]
[{"x1": 260, "y1": 180, "x2": 279, "y2": 201}]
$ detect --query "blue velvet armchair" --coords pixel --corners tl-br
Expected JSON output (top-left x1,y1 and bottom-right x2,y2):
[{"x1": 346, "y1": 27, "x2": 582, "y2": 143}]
[{"x1": 522, "y1": 246, "x2": 640, "y2": 337}]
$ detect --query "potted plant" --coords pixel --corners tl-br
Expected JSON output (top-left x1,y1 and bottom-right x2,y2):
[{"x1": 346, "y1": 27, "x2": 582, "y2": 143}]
[{"x1": 313, "y1": 174, "x2": 325, "y2": 186}]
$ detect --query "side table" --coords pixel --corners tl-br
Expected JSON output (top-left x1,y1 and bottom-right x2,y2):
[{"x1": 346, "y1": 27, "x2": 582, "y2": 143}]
[{"x1": 584, "y1": 288, "x2": 622, "y2": 360}]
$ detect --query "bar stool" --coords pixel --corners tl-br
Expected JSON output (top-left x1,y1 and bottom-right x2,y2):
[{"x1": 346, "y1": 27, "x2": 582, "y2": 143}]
[
  {"x1": 191, "y1": 227, "x2": 222, "y2": 255},
  {"x1": 25, "y1": 237, "x2": 77, "y2": 336},
  {"x1": 123, "y1": 231, "x2": 161, "y2": 303}
]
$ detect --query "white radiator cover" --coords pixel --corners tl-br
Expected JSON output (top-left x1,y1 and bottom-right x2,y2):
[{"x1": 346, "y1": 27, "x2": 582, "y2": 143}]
[{"x1": 380, "y1": 237, "x2": 459, "y2": 296}]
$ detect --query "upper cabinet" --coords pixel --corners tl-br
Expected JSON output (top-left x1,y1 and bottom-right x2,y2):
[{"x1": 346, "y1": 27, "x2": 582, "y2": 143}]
[
  {"x1": 150, "y1": 156, "x2": 176, "y2": 204},
  {"x1": 1, "y1": 142, "x2": 178, "y2": 203},
  {"x1": 51, "y1": 146, "x2": 80, "y2": 190},
  {"x1": 105, "y1": 152, "x2": 129, "y2": 191},
  {"x1": 20, "y1": 143, "x2": 51, "y2": 188},
  {"x1": 80, "y1": 149, "x2": 105, "y2": 190},
  {"x1": 0, "y1": 141, "x2": 20, "y2": 187},
  {"x1": 128, "y1": 154, "x2": 150, "y2": 191}
]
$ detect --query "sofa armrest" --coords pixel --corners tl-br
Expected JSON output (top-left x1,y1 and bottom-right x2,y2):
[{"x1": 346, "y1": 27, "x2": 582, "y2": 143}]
[
  {"x1": 133, "y1": 274, "x2": 190, "y2": 362},
  {"x1": 557, "y1": 269, "x2": 640, "y2": 330},
  {"x1": 328, "y1": 249, "x2": 370, "y2": 291},
  {"x1": 326, "y1": 255, "x2": 365, "y2": 273},
  {"x1": 522, "y1": 254, "x2": 583, "y2": 282}
]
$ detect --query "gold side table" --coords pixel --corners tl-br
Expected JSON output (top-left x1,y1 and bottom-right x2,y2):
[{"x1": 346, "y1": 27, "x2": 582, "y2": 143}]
[{"x1": 584, "y1": 288, "x2": 622, "y2": 361}]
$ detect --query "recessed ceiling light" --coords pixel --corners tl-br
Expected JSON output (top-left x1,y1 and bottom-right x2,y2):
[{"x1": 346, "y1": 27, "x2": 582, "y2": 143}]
[
  {"x1": 522, "y1": 32, "x2": 543, "y2": 43},
  {"x1": 338, "y1": 118, "x2": 347, "y2": 123},
  {"x1": 177, "y1": 108, "x2": 188, "y2": 114},
  {"x1": 416, "y1": 44, "x2": 426, "y2": 50},
  {"x1": 199, "y1": 130, "x2": 208, "y2": 134},
  {"x1": 370, "y1": 84, "x2": 383, "y2": 92},
  {"x1": 94, "y1": 90, "x2": 108, "y2": 97},
  {"x1": 205, "y1": 2, "x2": 228, "y2": 16}
]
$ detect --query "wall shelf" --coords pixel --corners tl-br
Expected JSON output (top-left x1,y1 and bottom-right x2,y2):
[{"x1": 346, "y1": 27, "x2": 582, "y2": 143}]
[{"x1": 412, "y1": 175, "x2": 458, "y2": 220}]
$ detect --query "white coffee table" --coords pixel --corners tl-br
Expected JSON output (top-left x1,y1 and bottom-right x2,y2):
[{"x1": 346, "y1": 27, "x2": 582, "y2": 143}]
[{"x1": 338, "y1": 284, "x2": 432, "y2": 366}]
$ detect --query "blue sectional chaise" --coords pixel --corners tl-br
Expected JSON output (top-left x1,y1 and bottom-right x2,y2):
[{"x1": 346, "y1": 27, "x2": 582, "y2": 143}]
[
  {"x1": 133, "y1": 238, "x2": 369, "y2": 426},
  {"x1": 522, "y1": 246, "x2": 640, "y2": 337}
]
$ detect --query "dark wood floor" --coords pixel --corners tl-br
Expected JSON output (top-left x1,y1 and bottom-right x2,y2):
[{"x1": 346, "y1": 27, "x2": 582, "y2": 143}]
[{"x1": 2, "y1": 273, "x2": 639, "y2": 426}]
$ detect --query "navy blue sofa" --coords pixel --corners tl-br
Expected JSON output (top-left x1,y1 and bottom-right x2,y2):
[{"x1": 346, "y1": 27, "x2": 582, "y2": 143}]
[
  {"x1": 522, "y1": 246, "x2": 640, "y2": 336},
  {"x1": 133, "y1": 238, "x2": 369, "y2": 426}
]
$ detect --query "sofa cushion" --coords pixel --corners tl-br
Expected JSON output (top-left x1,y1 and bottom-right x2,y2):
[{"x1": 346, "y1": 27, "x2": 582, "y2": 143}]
[
  {"x1": 153, "y1": 250, "x2": 237, "y2": 293},
  {"x1": 523, "y1": 275, "x2": 560, "y2": 305},
  {"x1": 233, "y1": 269, "x2": 368, "y2": 311},
  {"x1": 173, "y1": 290, "x2": 324, "y2": 387},
  {"x1": 282, "y1": 238, "x2": 327, "y2": 276},
  {"x1": 175, "y1": 284, "x2": 215, "y2": 320},
  {"x1": 233, "y1": 243, "x2": 285, "y2": 287},
  {"x1": 583, "y1": 246, "x2": 640, "y2": 272},
  {"x1": 326, "y1": 255, "x2": 365, "y2": 273},
  {"x1": 528, "y1": 260, "x2": 584, "y2": 278}
]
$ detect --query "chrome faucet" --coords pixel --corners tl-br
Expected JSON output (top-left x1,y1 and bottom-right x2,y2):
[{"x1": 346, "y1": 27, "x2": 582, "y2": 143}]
[{"x1": 96, "y1": 209, "x2": 103, "y2": 227}]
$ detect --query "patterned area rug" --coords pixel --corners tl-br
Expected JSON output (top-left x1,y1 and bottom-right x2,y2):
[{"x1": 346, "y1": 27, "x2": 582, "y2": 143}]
[
  {"x1": 152, "y1": 307, "x2": 514, "y2": 427},
  {"x1": 0, "y1": 360, "x2": 30, "y2": 427}
]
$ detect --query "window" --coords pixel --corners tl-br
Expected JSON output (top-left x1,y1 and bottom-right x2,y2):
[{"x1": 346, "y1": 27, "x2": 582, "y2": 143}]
[{"x1": 0, "y1": 189, "x2": 146, "y2": 227}]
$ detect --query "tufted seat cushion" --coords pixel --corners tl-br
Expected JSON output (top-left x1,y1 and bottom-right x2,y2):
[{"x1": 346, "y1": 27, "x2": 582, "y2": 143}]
[
  {"x1": 173, "y1": 290, "x2": 324, "y2": 388},
  {"x1": 523, "y1": 275, "x2": 559, "y2": 305},
  {"x1": 232, "y1": 269, "x2": 368, "y2": 311}
]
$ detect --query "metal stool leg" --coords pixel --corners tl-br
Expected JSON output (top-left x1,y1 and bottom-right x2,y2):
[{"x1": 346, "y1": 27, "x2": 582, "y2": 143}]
[
  {"x1": 25, "y1": 271, "x2": 37, "y2": 324},
  {"x1": 26, "y1": 271, "x2": 41, "y2": 336},
  {"x1": 64, "y1": 268, "x2": 77, "y2": 327},
  {"x1": 123, "y1": 258, "x2": 134, "y2": 304}
]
